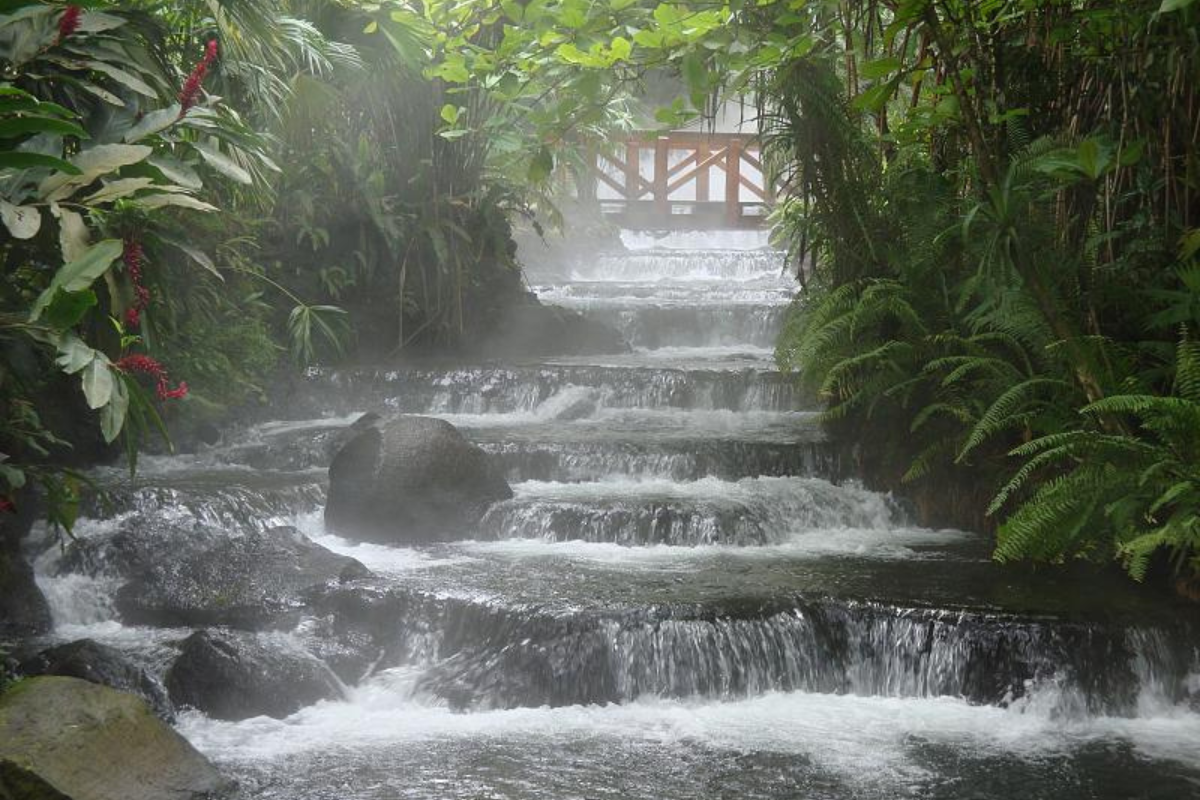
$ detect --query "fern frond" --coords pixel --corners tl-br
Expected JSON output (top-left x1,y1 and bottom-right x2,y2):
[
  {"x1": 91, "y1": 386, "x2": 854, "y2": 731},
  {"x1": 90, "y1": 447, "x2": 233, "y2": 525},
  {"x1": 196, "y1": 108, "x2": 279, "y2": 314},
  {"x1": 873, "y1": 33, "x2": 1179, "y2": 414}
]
[{"x1": 958, "y1": 378, "x2": 1069, "y2": 462}]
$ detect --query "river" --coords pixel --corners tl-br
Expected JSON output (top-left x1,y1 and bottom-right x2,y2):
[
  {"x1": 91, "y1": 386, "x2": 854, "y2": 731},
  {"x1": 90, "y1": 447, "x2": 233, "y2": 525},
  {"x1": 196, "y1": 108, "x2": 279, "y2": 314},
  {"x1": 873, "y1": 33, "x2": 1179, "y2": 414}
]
[{"x1": 31, "y1": 237, "x2": 1200, "y2": 799}]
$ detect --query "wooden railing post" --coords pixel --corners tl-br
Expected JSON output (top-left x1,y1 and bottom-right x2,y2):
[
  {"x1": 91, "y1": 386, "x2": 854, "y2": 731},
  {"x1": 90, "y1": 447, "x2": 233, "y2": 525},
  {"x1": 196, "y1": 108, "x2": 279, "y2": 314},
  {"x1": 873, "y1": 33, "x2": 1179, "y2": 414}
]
[
  {"x1": 725, "y1": 137, "x2": 742, "y2": 226},
  {"x1": 654, "y1": 136, "x2": 670, "y2": 219},
  {"x1": 695, "y1": 141, "x2": 709, "y2": 203},
  {"x1": 624, "y1": 141, "x2": 639, "y2": 200}
]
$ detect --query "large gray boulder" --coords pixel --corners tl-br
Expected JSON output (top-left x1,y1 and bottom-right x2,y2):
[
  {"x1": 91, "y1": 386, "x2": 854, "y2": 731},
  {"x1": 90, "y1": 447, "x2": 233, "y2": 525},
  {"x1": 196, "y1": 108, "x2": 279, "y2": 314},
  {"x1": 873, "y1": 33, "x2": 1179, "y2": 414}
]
[
  {"x1": 0, "y1": 547, "x2": 51, "y2": 639},
  {"x1": 325, "y1": 415, "x2": 512, "y2": 544},
  {"x1": 63, "y1": 519, "x2": 370, "y2": 629},
  {"x1": 20, "y1": 639, "x2": 173, "y2": 722},
  {"x1": 166, "y1": 630, "x2": 344, "y2": 721},
  {"x1": 0, "y1": 676, "x2": 231, "y2": 800}
]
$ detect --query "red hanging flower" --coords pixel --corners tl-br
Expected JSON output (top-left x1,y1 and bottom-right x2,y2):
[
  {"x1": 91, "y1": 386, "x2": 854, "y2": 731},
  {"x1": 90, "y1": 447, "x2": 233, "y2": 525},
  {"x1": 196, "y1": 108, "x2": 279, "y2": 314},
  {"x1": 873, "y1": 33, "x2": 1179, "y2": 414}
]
[
  {"x1": 0, "y1": 497, "x2": 14, "y2": 514},
  {"x1": 179, "y1": 39, "x2": 219, "y2": 115},
  {"x1": 57, "y1": 6, "x2": 82, "y2": 42},
  {"x1": 113, "y1": 354, "x2": 188, "y2": 401},
  {"x1": 122, "y1": 237, "x2": 150, "y2": 329}
]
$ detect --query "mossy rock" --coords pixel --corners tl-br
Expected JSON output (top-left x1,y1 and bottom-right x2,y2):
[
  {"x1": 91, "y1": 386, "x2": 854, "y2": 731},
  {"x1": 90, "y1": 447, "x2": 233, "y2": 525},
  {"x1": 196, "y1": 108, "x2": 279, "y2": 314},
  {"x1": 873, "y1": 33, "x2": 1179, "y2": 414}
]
[{"x1": 0, "y1": 677, "x2": 231, "y2": 800}]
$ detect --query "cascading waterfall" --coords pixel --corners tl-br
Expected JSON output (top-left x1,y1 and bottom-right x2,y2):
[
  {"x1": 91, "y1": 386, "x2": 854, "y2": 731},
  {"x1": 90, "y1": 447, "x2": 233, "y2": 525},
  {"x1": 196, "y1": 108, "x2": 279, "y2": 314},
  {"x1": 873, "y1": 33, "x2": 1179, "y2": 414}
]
[{"x1": 27, "y1": 237, "x2": 1200, "y2": 799}]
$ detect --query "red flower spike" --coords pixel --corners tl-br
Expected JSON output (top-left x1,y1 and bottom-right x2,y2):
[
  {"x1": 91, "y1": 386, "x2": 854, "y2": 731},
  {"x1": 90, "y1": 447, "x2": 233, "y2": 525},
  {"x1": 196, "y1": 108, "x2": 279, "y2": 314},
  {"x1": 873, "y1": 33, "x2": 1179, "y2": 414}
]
[
  {"x1": 58, "y1": 6, "x2": 82, "y2": 42},
  {"x1": 113, "y1": 354, "x2": 188, "y2": 401},
  {"x1": 122, "y1": 237, "x2": 150, "y2": 329},
  {"x1": 179, "y1": 40, "x2": 219, "y2": 115}
]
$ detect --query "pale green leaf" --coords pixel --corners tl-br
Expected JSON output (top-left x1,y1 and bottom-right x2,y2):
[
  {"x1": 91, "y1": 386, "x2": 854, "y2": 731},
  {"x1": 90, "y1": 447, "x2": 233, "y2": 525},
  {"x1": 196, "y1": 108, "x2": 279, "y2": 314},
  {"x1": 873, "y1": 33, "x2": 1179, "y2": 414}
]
[
  {"x1": 38, "y1": 143, "x2": 153, "y2": 200},
  {"x1": 192, "y1": 140, "x2": 252, "y2": 185},
  {"x1": 131, "y1": 193, "x2": 217, "y2": 212},
  {"x1": 81, "y1": 355, "x2": 114, "y2": 410},
  {"x1": 83, "y1": 177, "x2": 155, "y2": 204},
  {"x1": 30, "y1": 239, "x2": 124, "y2": 322},
  {"x1": 124, "y1": 105, "x2": 181, "y2": 143},
  {"x1": 100, "y1": 374, "x2": 129, "y2": 443},
  {"x1": 0, "y1": 199, "x2": 41, "y2": 239}
]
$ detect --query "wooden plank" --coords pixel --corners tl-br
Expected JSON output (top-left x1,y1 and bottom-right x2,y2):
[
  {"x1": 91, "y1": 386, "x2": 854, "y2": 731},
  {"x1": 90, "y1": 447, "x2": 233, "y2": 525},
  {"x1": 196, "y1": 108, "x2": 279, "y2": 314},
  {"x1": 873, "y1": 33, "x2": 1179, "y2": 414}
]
[
  {"x1": 739, "y1": 173, "x2": 767, "y2": 201},
  {"x1": 599, "y1": 152, "x2": 653, "y2": 197},
  {"x1": 696, "y1": 141, "x2": 709, "y2": 202},
  {"x1": 725, "y1": 137, "x2": 742, "y2": 226},
  {"x1": 667, "y1": 147, "x2": 728, "y2": 195},
  {"x1": 595, "y1": 168, "x2": 626, "y2": 195},
  {"x1": 625, "y1": 141, "x2": 640, "y2": 200},
  {"x1": 666, "y1": 150, "x2": 698, "y2": 179},
  {"x1": 654, "y1": 137, "x2": 670, "y2": 217}
]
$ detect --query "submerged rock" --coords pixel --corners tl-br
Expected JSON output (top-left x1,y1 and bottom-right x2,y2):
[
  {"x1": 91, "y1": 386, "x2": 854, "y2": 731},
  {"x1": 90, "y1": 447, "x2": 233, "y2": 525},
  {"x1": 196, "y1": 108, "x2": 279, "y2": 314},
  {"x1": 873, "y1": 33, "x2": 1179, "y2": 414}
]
[
  {"x1": 325, "y1": 415, "x2": 512, "y2": 544},
  {"x1": 166, "y1": 629, "x2": 344, "y2": 721},
  {"x1": 20, "y1": 639, "x2": 173, "y2": 722},
  {"x1": 0, "y1": 676, "x2": 230, "y2": 800},
  {"x1": 63, "y1": 518, "x2": 370, "y2": 629}
]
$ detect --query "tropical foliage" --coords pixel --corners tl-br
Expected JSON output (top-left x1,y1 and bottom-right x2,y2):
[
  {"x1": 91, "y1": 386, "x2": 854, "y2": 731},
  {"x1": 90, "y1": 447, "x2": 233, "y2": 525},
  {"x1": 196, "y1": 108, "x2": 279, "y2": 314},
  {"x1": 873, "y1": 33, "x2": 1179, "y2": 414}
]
[
  {"x1": 760, "y1": 1, "x2": 1200, "y2": 585},
  {"x1": 3, "y1": 0, "x2": 1198, "y2": 589}
]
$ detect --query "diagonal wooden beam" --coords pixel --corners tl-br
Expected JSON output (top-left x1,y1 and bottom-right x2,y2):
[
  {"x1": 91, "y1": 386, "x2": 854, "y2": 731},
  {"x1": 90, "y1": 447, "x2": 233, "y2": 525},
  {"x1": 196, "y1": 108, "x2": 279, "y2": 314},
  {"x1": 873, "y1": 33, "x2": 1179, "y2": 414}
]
[
  {"x1": 598, "y1": 153, "x2": 653, "y2": 198},
  {"x1": 666, "y1": 147, "x2": 729, "y2": 195}
]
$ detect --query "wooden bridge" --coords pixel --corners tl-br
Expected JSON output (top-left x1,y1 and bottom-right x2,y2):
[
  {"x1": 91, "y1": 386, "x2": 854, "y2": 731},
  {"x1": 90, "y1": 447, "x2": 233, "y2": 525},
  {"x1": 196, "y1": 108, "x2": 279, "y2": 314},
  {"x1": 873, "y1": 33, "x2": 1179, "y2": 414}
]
[{"x1": 580, "y1": 132, "x2": 776, "y2": 231}]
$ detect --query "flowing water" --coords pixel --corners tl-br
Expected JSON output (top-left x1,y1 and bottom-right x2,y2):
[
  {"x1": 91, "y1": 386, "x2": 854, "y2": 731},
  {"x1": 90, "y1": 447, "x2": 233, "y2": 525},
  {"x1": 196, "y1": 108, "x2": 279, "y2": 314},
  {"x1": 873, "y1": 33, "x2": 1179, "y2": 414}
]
[{"x1": 29, "y1": 238, "x2": 1200, "y2": 799}]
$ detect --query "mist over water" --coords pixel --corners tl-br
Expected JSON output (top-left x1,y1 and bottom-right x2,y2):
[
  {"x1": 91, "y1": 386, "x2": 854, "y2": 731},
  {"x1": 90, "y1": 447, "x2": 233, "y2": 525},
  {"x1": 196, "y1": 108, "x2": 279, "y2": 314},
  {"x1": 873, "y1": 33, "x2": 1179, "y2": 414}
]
[{"x1": 30, "y1": 233, "x2": 1200, "y2": 798}]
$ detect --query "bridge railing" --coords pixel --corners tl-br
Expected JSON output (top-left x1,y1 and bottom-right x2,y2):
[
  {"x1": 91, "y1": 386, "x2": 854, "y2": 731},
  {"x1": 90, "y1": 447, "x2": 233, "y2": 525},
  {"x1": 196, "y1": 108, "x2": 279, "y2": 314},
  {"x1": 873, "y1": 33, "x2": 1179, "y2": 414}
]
[{"x1": 580, "y1": 132, "x2": 775, "y2": 230}]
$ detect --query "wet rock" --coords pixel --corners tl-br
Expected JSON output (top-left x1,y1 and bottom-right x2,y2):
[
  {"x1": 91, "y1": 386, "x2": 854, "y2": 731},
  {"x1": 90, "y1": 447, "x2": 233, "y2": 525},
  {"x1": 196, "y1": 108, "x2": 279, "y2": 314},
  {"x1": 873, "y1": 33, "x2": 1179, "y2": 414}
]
[
  {"x1": 0, "y1": 547, "x2": 51, "y2": 639},
  {"x1": 0, "y1": 676, "x2": 231, "y2": 800},
  {"x1": 480, "y1": 298, "x2": 629, "y2": 358},
  {"x1": 165, "y1": 630, "x2": 344, "y2": 721},
  {"x1": 64, "y1": 518, "x2": 370, "y2": 629},
  {"x1": 20, "y1": 639, "x2": 174, "y2": 722},
  {"x1": 325, "y1": 415, "x2": 512, "y2": 544},
  {"x1": 294, "y1": 615, "x2": 383, "y2": 685}
]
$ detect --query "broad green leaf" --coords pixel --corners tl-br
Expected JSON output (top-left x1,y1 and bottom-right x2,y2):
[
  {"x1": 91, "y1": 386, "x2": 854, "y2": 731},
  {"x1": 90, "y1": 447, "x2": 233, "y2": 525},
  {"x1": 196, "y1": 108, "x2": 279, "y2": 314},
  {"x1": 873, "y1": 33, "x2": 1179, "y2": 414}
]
[
  {"x1": 1159, "y1": 0, "x2": 1197, "y2": 11},
  {"x1": 76, "y1": 11, "x2": 127, "y2": 33},
  {"x1": 147, "y1": 155, "x2": 202, "y2": 190},
  {"x1": 124, "y1": 105, "x2": 181, "y2": 143},
  {"x1": 0, "y1": 198, "x2": 41, "y2": 238},
  {"x1": 51, "y1": 204, "x2": 89, "y2": 262},
  {"x1": 83, "y1": 176, "x2": 155, "y2": 203},
  {"x1": 0, "y1": 463, "x2": 26, "y2": 490},
  {"x1": 0, "y1": 151, "x2": 81, "y2": 174},
  {"x1": 610, "y1": 36, "x2": 632, "y2": 62},
  {"x1": 0, "y1": 115, "x2": 88, "y2": 139},
  {"x1": 99, "y1": 374, "x2": 129, "y2": 443},
  {"x1": 81, "y1": 355, "x2": 114, "y2": 410},
  {"x1": 681, "y1": 53, "x2": 707, "y2": 91},
  {"x1": 192, "y1": 140, "x2": 252, "y2": 185},
  {"x1": 38, "y1": 143, "x2": 153, "y2": 200},
  {"x1": 79, "y1": 59, "x2": 157, "y2": 97},
  {"x1": 440, "y1": 104, "x2": 461, "y2": 124},
  {"x1": 853, "y1": 81, "x2": 897, "y2": 113},
  {"x1": 131, "y1": 193, "x2": 217, "y2": 212},
  {"x1": 860, "y1": 56, "x2": 902, "y2": 80},
  {"x1": 54, "y1": 335, "x2": 96, "y2": 375},
  {"x1": 43, "y1": 288, "x2": 97, "y2": 329},
  {"x1": 30, "y1": 239, "x2": 124, "y2": 322}
]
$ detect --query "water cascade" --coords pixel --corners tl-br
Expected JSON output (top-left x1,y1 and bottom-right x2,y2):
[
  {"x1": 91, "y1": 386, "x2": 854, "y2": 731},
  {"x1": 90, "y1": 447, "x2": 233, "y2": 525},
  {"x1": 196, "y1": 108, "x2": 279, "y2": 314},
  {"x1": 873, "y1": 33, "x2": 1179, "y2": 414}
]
[{"x1": 28, "y1": 238, "x2": 1200, "y2": 799}]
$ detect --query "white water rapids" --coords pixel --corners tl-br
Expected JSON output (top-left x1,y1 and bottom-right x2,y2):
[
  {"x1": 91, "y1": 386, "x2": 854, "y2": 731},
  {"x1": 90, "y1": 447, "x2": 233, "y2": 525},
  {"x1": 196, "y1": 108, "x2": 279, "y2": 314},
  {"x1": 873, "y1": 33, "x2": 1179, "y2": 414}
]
[{"x1": 28, "y1": 231, "x2": 1200, "y2": 799}]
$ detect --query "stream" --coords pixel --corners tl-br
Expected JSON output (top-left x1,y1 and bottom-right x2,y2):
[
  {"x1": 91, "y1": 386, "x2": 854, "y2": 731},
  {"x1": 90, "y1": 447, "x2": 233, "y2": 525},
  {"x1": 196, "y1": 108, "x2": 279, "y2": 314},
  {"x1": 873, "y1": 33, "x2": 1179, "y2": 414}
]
[{"x1": 30, "y1": 238, "x2": 1200, "y2": 799}]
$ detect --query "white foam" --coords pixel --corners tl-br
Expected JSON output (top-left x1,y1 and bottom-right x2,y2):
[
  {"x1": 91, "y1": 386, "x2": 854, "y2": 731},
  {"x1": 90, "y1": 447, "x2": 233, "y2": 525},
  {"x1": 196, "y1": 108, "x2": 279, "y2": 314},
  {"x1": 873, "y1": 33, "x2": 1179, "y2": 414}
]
[{"x1": 178, "y1": 685, "x2": 1200, "y2": 779}]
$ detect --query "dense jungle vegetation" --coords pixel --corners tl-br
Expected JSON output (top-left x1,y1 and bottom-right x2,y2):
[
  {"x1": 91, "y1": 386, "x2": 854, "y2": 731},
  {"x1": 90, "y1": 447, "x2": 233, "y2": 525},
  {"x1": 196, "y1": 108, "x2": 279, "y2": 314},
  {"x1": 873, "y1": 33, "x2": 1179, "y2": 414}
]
[{"x1": 2, "y1": 0, "x2": 1198, "y2": 590}]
